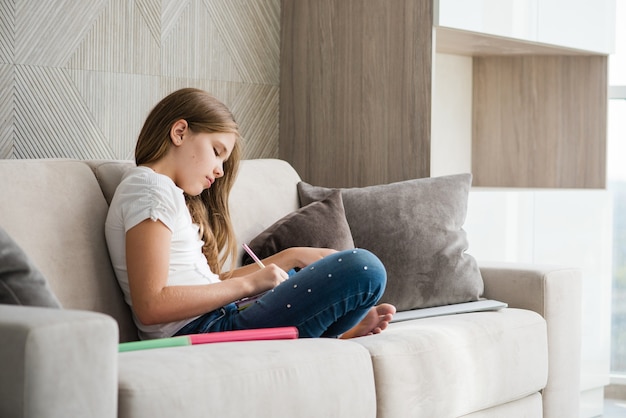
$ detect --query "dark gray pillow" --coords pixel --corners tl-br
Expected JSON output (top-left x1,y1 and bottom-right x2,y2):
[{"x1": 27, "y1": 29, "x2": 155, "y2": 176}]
[
  {"x1": 0, "y1": 227, "x2": 62, "y2": 307},
  {"x1": 298, "y1": 174, "x2": 483, "y2": 311},
  {"x1": 243, "y1": 190, "x2": 355, "y2": 265}
]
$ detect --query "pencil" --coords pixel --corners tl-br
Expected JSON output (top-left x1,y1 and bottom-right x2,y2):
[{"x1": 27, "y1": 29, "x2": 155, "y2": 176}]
[{"x1": 242, "y1": 243, "x2": 265, "y2": 269}]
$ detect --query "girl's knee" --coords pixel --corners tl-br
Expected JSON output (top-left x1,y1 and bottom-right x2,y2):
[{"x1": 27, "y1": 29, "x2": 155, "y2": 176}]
[{"x1": 341, "y1": 248, "x2": 387, "y2": 289}]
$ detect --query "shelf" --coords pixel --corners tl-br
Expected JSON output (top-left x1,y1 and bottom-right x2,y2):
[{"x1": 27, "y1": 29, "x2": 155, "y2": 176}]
[{"x1": 435, "y1": 27, "x2": 607, "y2": 57}]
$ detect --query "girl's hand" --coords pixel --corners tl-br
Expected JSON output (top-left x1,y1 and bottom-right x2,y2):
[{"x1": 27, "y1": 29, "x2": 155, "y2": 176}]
[
  {"x1": 227, "y1": 247, "x2": 338, "y2": 284},
  {"x1": 244, "y1": 263, "x2": 289, "y2": 295}
]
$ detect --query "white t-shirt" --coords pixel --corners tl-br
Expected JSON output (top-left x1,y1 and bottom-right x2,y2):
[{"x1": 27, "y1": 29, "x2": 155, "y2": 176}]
[{"x1": 105, "y1": 166, "x2": 220, "y2": 339}]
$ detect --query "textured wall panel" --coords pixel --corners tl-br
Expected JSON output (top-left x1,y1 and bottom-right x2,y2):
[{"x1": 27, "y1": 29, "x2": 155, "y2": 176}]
[
  {"x1": 67, "y1": 0, "x2": 160, "y2": 75},
  {"x1": 0, "y1": 0, "x2": 14, "y2": 64},
  {"x1": 161, "y1": 0, "x2": 191, "y2": 38},
  {"x1": 160, "y1": 0, "x2": 240, "y2": 81},
  {"x1": 204, "y1": 0, "x2": 280, "y2": 85},
  {"x1": 136, "y1": 0, "x2": 160, "y2": 43},
  {"x1": 232, "y1": 84, "x2": 279, "y2": 157},
  {"x1": 15, "y1": 0, "x2": 107, "y2": 66},
  {"x1": 1, "y1": 0, "x2": 280, "y2": 160},
  {"x1": 14, "y1": 65, "x2": 110, "y2": 159},
  {"x1": 68, "y1": 69, "x2": 162, "y2": 159},
  {"x1": 0, "y1": 64, "x2": 13, "y2": 157}
]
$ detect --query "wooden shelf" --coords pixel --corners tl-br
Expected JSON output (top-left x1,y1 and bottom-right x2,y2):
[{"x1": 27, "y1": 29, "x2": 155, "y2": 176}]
[
  {"x1": 436, "y1": 26, "x2": 604, "y2": 57},
  {"x1": 280, "y1": 1, "x2": 609, "y2": 189}
]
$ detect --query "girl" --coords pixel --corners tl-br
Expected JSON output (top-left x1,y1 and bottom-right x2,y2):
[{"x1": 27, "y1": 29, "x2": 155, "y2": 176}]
[{"x1": 105, "y1": 88, "x2": 395, "y2": 340}]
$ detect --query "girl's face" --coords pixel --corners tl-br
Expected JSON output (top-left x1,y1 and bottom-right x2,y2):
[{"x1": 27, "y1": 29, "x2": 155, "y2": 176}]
[{"x1": 172, "y1": 127, "x2": 237, "y2": 196}]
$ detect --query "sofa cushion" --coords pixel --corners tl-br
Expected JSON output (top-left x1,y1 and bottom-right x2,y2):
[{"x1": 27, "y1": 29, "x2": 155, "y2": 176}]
[
  {"x1": 460, "y1": 394, "x2": 543, "y2": 418},
  {"x1": 118, "y1": 338, "x2": 376, "y2": 418},
  {"x1": 0, "y1": 227, "x2": 61, "y2": 308},
  {"x1": 298, "y1": 174, "x2": 483, "y2": 311},
  {"x1": 354, "y1": 309, "x2": 548, "y2": 417},
  {"x1": 228, "y1": 159, "x2": 303, "y2": 269},
  {"x1": 0, "y1": 160, "x2": 137, "y2": 342},
  {"x1": 242, "y1": 190, "x2": 354, "y2": 265},
  {"x1": 86, "y1": 160, "x2": 135, "y2": 205}
]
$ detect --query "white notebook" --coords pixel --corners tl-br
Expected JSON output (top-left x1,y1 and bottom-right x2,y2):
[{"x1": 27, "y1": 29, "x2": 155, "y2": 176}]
[{"x1": 390, "y1": 299, "x2": 508, "y2": 323}]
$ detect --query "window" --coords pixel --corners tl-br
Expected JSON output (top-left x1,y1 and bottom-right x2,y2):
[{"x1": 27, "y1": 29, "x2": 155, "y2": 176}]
[{"x1": 608, "y1": 0, "x2": 626, "y2": 382}]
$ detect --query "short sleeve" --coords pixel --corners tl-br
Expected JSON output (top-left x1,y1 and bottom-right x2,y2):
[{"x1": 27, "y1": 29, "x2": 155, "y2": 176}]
[{"x1": 114, "y1": 169, "x2": 183, "y2": 233}]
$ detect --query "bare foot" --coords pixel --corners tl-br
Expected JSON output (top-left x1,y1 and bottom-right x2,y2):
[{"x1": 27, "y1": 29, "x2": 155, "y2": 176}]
[{"x1": 340, "y1": 303, "x2": 396, "y2": 339}]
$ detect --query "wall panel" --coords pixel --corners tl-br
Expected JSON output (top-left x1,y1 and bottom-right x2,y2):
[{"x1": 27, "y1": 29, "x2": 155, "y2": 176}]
[
  {"x1": 280, "y1": 0, "x2": 432, "y2": 188},
  {"x1": 472, "y1": 55, "x2": 608, "y2": 188},
  {"x1": 1, "y1": 0, "x2": 280, "y2": 160}
]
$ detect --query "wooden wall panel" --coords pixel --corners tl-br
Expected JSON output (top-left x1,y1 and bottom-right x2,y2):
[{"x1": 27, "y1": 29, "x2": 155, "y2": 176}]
[
  {"x1": 472, "y1": 55, "x2": 608, "y2": 188},
  {"x1": 280, "y1": 0, "x2": 432, "y2": 188}
]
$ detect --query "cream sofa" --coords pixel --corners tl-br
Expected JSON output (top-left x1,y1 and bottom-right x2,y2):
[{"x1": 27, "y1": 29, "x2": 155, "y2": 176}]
[{"x1": 0, "y1": 158, "x2": 581, "y2": 418}]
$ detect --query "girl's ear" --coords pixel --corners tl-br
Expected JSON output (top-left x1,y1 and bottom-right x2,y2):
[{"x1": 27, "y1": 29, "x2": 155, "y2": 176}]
[{"x1": 170, "y1": 119, "x2": 188, "y2": 146}]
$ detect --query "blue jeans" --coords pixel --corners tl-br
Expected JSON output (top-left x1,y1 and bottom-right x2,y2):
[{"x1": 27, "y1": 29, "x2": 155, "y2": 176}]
[{"x1": 174, "y1": 249, "x2": 387, "y2": 338}]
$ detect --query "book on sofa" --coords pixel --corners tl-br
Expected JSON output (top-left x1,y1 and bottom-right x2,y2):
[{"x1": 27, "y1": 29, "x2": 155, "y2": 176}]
[
  {"x1": 390, "y1": 299, "x2": 508, "y2": 323},
  {"x1": 119, "y1": 326, "x2": 299, "y2": 352}
]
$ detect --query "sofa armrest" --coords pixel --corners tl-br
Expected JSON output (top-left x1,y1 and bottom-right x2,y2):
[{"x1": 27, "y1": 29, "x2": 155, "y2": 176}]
[
  {"x1": 479, "y1": 262, "x2": 582, "y2": 418},
  {"x1": 0, "y1": 305, "x2": 119, "y2": 418}
]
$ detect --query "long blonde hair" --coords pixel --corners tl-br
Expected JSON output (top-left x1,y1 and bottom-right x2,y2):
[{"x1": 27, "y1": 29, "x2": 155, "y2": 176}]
[{"x1": 135, "y1": 88, "x2": 241, "y2": 275}]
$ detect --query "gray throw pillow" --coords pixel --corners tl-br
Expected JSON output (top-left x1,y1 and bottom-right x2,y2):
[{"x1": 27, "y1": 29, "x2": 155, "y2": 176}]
[
  {"x1": 0, "y1": 227, "x2": 62, "y2": 308},
  {"x1": 243, "y1": 190, "x2": 355, "y2": 265},
  {"x1": 298, "y1": 174, "x2": 483, "y2": 311}
]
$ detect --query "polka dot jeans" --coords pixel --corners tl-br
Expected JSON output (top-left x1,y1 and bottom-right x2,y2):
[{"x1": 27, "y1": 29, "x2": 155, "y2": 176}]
[{"x1": 174, "y1": 249, "x2": 387, "y2": 338}]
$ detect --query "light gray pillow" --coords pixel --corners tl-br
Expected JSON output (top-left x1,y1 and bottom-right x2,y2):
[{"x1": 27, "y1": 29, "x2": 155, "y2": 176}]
[
  {"x1": 243, "y1": 190, "x2": 355, "y2": 265},
  {"x1": 0, "y1": 226, "x2": 62, "y2": 308},
  {"x1": 298, "y1": 174, "x2": 483, "y2": 311}
]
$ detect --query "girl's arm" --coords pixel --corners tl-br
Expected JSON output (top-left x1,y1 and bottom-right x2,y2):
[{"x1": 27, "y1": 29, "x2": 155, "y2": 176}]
[
  {"x1": 126, "y1": 219, "x2": 287, "y2": 326},
  {"x1": 225, "y1": 247, "x2": 337, "y2": 280}
]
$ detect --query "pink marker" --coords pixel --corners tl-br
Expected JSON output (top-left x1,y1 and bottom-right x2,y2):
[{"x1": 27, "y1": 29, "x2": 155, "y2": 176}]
[{"x1": 242, "y1": 243, "x2": 265, "y2": 269}]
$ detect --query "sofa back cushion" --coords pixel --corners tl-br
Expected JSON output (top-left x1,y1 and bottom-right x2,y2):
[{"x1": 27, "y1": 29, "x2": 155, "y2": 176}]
[
  {"x1": 88, "y1": 160, "x2": 134, "y2": 205},
  {"x1": 227, "y1": 159, "x2": 302, "y2": 269},
  {"x1": 0, "y1": 160, "x2": 137, "y2": 342}
]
